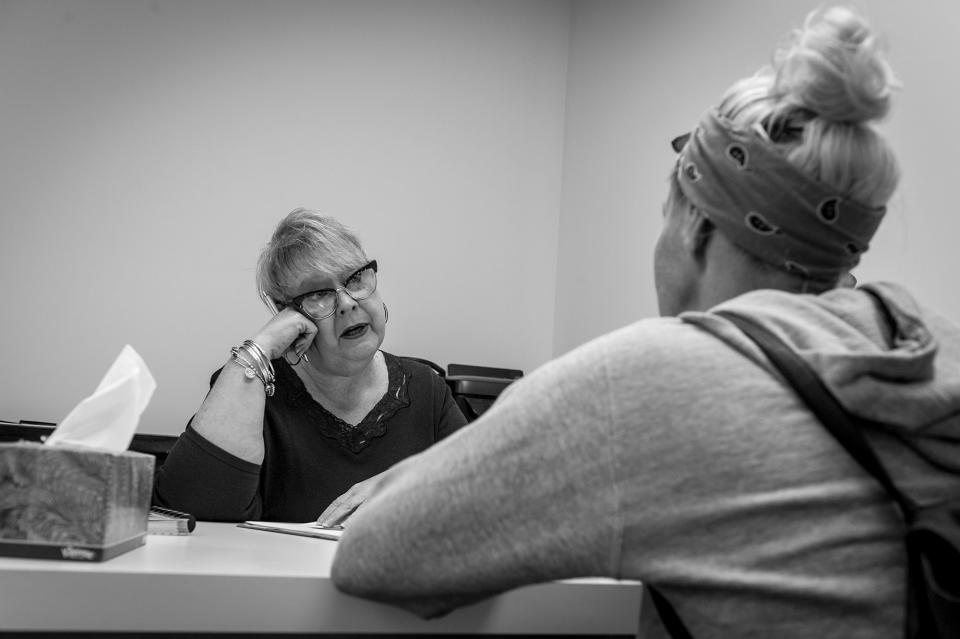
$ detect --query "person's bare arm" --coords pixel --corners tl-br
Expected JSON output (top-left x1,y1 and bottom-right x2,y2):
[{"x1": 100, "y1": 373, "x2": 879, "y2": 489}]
[{"x1": 191, "y1": 307, "x2": 316, "y2": 463}]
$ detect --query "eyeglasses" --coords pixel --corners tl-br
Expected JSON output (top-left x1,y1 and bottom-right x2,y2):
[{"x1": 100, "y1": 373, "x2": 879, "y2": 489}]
[{"x1": 288, "y1": 260, "x2": 378, "y2": 320}]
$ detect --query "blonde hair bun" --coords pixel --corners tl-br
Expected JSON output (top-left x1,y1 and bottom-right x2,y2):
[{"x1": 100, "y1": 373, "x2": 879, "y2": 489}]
[{"x1": 773, "y1": 6, "x2": 897, "y2": 124}]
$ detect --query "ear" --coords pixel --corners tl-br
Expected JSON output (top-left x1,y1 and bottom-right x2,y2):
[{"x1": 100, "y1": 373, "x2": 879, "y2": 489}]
[{"x1": 679, "y1": 204, "x2": 715, "y2": 260}]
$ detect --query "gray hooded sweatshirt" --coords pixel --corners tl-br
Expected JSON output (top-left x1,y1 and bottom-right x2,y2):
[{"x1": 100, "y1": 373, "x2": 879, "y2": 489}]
[{"x1": 332, "y1": 282, "x2": 960, "y2": 639}]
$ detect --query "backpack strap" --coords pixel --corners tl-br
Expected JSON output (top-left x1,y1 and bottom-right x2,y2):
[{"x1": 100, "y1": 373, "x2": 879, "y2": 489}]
[
  {"x1": 647, "y1": 584, "x2": 697, "y2": 639},
  {"x1": 646, "y1": 310, "x2": 927, "y2": 639},
  {"x1": 718, "y1": 310, "x2": 931, "y2": 639}
]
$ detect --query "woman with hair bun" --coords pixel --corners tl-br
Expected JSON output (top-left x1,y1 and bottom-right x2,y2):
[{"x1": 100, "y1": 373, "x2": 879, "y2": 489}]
[{"x1": 331, "y1": 7, "x2": 960, "y2": 638}]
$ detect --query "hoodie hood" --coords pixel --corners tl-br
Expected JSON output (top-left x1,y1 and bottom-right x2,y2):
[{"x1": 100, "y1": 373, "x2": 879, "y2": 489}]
[{"x1": 681, "y1": 282, "x2": 960, "y2": 468}]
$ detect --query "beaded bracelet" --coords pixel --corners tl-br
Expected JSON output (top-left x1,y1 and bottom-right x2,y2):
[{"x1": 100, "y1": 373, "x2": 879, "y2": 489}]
[{"x1": 230, "y1": 342, "x2": 276, "y2": 396}]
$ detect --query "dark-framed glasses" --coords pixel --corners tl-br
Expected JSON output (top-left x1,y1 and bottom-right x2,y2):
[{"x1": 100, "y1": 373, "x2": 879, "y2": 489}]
[{"x1": 289, "y1": 260, "x2": 378, "y2": 320}]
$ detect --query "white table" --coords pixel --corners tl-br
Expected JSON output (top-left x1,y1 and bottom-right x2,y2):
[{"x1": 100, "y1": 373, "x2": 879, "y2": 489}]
[{"x1": 0, "y1": 522, "x2": 643, "y2": 635}]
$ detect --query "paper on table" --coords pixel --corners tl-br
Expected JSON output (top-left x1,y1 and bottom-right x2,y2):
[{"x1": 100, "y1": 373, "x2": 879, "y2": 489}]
[{"x1": 45, "y1": 345, "x2": 156, "y2": 452}]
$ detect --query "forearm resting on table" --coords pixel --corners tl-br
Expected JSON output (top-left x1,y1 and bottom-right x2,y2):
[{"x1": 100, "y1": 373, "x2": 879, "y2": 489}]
[
  {"x1": 332, "y1": 522, "x2": 505, "y2": 618},
  {"x1": 329, "y1": 459, "x2": 494, "y2": 616},
  {"x1": 330, "y1": 460, "x2": 599, "y2": 618},
  {"x1": 332, "y1": 360, "x2": 616, "y2": 617},
  {"x1": 190, "y1": 360, "x2": 268, "y2": 464},
  {"x1": 332, "y1": 500, "x2": 580, "y2": 619}
]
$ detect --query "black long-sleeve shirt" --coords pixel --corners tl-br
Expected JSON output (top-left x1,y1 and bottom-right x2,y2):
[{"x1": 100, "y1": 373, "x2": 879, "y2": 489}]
[{"x1": 153, "y1": 352, "x2": 466, "y2": 521}]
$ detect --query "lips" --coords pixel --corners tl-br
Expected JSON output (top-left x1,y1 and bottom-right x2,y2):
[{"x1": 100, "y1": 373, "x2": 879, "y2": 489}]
[{"x1": 340, "y1": 323, "x2": 369, "y2": 339}]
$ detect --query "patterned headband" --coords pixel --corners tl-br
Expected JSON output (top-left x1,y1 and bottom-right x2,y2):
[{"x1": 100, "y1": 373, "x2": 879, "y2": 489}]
[{"x1": 673, "y1": 109, "x2": 886, "y2": 282}]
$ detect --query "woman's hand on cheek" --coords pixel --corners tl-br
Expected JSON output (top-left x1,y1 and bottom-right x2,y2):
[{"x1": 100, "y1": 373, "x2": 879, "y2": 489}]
[{"x1": 252, "y1": 308, "x2": 318, "y2": 361}]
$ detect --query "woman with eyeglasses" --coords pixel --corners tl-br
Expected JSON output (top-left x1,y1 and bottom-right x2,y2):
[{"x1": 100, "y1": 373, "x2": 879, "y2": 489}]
[{"x1": 153, "y1": 208, "x2": 467, "y2": 522}]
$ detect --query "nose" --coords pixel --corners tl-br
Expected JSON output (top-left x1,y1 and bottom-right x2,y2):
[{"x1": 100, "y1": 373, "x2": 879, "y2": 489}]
[{"x1": 336, "y1": 287, "x2": 359, "y2": 314}]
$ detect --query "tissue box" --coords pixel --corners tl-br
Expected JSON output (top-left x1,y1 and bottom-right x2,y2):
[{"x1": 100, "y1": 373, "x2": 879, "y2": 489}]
[{"x1": 0, "y1": 442, "x2": 155, "y2": 561}]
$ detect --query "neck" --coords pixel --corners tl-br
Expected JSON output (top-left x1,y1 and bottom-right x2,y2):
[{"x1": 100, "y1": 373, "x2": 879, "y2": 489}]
[
  {"x1": 690, "y1": 233, "x2": 815, "y2": 311},
  {"x1": 296, "y1": 351, "x2": 384, "y2": 412}
]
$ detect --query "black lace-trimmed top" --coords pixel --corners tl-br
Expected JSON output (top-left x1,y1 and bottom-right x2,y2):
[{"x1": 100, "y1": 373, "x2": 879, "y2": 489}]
[
  {"x1": 153, "y1": 351, "x2": 468, "y2": 522},
  {"x1": 273, "y1": 352, "x2": 411, "y2": 454}
]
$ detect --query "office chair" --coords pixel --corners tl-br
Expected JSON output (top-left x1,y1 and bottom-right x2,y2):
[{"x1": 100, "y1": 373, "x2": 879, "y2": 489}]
[
  {"x1": 393, "y1": 360, "x2": 521, "y2": 422},
  {"x1": 447, "y1": 363, "x2": 522, "y2": 380},
  {"x1": 445, "y1": 363, "x2": 523, "y2": 422},
  {"x1": 128, "y1": 432, "x2": 179, "y2": 469},
  {"x1": 0, "y1": 420, "x2": 55, "y2": 444}
]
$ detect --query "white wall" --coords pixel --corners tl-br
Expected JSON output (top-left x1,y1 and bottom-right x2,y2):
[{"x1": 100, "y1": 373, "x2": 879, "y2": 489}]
[
  {"x1": 555, "y1": 0, "x2": 960, "y2": 355},
  {"x1": 3, "y1": 0, "x2": 957, "y2": 437},
  {"x1": 0, "y1": 0, "x2": 570, "y2": 435}
]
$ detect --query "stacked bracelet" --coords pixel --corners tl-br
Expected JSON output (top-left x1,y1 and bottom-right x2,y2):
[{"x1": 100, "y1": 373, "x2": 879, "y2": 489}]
[{"x1": 230, "y1": 340, "x2": 276, "y2": 396}]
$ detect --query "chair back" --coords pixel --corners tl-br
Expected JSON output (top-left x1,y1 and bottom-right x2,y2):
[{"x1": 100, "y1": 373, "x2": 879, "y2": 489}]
[{"x1": 445, "y1": 363, "x2": 523, "y2": 422}]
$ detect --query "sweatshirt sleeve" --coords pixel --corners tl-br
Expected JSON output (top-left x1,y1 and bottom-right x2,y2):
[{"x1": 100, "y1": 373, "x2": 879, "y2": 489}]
[
  {"x1": 152, "y1": 424, "x2": 263, "y2": 521},
  {"x1": 331, "y1": 340, "x2": 622, "y2": 618}
]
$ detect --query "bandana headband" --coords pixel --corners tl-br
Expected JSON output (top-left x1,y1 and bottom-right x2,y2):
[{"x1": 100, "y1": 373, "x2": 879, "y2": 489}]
[{"x1": 674, "y1": 109, "x2": 886, "y2": 282}]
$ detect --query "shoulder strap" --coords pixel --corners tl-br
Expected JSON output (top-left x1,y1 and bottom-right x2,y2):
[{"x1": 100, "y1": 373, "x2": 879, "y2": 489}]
[
  {"x1": 647, "y1": 584, "x2": 697, "y2": 639},
  {"x1": 717, "y1": 311, "x2": 917, "y2": 517},
  {"x1": 647, "y1": 311, "x2": 922, "y2": 639},
  {"x1": 717, "y1": 311, "x2": 948, "y2": 639}
]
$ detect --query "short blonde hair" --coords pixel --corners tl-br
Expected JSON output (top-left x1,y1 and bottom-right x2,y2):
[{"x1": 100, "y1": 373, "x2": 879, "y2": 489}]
[{"x1": 256, "y1": 209, "x2": 368, "y2": 305}]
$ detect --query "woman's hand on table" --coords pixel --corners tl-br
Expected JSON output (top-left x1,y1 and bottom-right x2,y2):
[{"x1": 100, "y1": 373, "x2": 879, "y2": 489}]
[{"x1": 316, "y1": 471, "x2": 386, "y2": 527}]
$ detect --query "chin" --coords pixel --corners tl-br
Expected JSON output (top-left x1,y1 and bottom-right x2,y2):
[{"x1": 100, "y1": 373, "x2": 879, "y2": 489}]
[{"x1": 343, "y1": 329, "x2": 384, "y2": 357}]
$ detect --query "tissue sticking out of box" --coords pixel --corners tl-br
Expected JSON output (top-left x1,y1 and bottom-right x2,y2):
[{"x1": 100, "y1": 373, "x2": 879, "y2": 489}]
[{"x1": 45, "y1": 345, "x2": 156, "y2": 452}]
